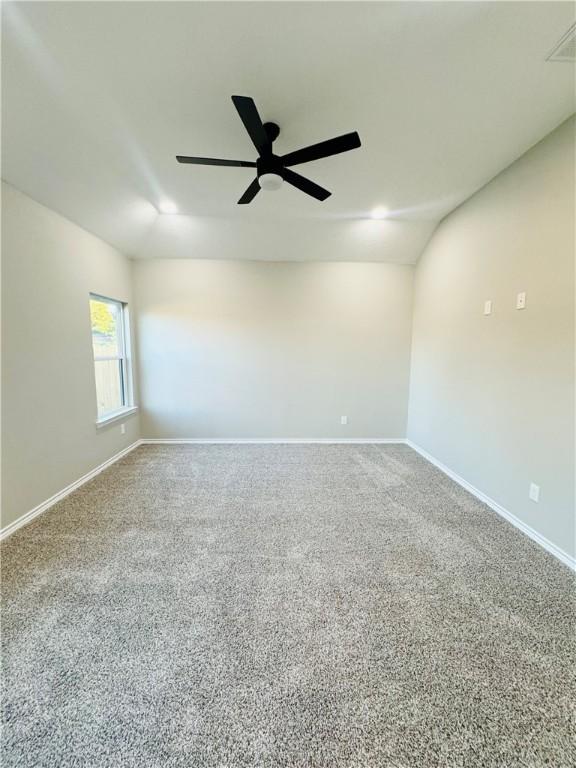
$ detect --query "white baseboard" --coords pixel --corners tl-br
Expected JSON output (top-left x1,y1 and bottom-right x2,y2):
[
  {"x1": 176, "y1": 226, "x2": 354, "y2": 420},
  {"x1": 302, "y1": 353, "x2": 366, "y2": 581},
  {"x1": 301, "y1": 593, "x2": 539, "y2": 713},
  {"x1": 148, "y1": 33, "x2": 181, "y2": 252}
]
[
  {"x1": 140, "y1": 438, "x2": 407, "y2": 444},
  {"x1": 406, "y1": 440, "x2": 575, "y2": 572},
  {"x1": 0, "y1": 441, "x2": 141, "y2": 542}
]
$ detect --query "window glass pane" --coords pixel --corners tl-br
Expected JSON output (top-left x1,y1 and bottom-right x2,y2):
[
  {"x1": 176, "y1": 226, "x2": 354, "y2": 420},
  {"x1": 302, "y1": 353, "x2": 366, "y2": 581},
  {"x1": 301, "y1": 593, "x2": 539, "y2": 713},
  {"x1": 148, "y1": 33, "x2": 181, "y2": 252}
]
[
  {"x1": 90, "y1": 298, "x2": 122, "y2": 358},
  {"x1": 94, "y1": 359, "x2": 124, "y2": 416}
]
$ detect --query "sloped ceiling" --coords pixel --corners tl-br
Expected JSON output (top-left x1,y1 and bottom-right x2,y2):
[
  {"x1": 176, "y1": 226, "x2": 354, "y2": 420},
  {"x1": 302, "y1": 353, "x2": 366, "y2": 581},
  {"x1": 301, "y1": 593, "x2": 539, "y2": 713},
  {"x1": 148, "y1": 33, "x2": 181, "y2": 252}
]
[{"x1": 2, "y1": 1, "x2": 575, "y2": 262}]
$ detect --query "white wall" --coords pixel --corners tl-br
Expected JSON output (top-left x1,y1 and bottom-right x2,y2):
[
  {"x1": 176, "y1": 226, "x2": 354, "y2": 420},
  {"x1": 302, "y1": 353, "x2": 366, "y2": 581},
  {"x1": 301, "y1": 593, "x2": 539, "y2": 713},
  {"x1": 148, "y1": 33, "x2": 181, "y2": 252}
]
[
  {"x1": 1, "y1": 183, "x2": 140, "y2": 529},
  {"x1": 408, "y1": 117, "x2": 575, "y2": 560},
  {"x1": 133, "y1": 259, "x2": 414, "y2": 439}
]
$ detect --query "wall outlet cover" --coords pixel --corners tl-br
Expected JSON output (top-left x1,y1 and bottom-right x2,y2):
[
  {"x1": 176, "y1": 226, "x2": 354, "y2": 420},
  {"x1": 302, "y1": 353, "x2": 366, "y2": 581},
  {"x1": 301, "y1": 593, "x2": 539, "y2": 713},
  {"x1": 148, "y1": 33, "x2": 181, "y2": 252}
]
[
  {"x1": 516, "y1": 292, "x2": 526, "y2": 310},
  {"x1": 529, "y1": 483, "x2": 540, "y2": 503}
]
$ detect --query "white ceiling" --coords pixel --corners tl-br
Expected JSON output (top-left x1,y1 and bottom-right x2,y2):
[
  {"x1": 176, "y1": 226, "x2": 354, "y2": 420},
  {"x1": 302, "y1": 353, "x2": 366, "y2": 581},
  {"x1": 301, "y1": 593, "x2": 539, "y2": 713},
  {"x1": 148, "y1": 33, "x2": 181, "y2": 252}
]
[{"x1": 2, "y1": 1, "x2": 575, "y2": 263}]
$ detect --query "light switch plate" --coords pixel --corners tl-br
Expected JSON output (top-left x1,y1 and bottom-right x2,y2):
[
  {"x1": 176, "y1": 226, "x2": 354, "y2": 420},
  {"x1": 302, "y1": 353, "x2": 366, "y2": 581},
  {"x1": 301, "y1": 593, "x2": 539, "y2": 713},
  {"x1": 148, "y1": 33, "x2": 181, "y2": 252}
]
[
  {"x1": 516, "y1": 292, "x2": 526, "y2": 310},
  {"x1": 483, "y1": 300, "x2": 492, "y2": 316},
  {"x1": 529, "y1": 483, "x2": 540, "y2": 503}
]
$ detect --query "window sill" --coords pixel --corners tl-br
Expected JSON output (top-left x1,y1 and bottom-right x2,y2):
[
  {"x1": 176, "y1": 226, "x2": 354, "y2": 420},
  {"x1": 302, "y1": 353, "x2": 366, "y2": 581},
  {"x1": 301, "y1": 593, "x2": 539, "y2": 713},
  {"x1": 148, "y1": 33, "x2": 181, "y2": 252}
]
[{"x1": 96, "y1": 406, "x2": 139, "y2": 429}]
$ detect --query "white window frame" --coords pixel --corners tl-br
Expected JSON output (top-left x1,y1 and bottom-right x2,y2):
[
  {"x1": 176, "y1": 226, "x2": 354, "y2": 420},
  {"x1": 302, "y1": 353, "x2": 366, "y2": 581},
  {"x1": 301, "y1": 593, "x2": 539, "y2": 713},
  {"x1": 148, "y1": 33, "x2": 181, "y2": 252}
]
[{"x1": 90, "y1": 293, "x2": 138, "y2": 427}]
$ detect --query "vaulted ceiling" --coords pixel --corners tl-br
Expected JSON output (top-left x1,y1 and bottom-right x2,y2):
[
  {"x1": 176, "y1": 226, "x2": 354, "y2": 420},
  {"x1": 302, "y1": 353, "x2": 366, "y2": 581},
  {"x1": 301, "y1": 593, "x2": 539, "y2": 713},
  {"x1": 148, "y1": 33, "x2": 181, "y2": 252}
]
[{"x1": 2, "y1": 2, "x2": 575, "y2": 262}]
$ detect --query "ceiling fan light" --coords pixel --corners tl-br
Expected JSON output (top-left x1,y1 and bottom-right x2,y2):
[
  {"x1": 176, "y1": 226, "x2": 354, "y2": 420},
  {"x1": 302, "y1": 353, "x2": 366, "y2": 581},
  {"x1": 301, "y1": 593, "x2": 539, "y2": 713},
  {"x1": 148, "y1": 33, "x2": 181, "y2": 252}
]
[{"x1": 258, "y1": 173, "x2": 284, "y2": 192}]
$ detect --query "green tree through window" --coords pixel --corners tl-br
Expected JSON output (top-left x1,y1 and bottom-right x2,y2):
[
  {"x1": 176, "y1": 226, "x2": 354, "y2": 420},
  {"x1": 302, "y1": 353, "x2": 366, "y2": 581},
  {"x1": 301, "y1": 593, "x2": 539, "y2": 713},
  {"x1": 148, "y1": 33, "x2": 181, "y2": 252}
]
[{"x1": 90, "y1": 299, "x2": 115, "y2": 338}]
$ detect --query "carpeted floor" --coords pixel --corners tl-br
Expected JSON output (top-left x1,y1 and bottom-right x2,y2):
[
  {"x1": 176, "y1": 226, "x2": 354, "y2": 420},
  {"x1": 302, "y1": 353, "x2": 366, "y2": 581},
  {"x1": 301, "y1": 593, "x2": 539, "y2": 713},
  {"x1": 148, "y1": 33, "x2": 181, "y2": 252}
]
[{"x1": 1, "y1": 444, "x2": 575, "y2": 767}]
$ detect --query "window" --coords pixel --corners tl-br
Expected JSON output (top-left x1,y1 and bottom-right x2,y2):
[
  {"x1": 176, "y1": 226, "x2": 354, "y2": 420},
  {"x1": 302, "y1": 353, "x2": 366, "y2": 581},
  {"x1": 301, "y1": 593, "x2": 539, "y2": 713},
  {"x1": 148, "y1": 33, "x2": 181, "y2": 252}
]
[{"x1": 89, "y1": 294, "x2": 134, "y2": 423}]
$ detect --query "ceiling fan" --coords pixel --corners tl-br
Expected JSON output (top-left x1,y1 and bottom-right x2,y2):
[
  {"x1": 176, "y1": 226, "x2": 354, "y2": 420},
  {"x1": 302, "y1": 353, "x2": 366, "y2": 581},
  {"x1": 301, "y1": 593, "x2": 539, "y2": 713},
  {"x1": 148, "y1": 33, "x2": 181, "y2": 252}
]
[{"x1": 176, "y1": 96, "x2": 361, "y2": 204}]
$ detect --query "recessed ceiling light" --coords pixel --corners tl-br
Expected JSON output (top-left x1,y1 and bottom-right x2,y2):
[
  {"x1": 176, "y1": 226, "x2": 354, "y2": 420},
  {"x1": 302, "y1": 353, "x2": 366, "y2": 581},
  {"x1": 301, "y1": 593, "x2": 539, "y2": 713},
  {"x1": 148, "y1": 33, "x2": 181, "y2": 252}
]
[
  {"x1": 158, "y1": 200, "x2": 178, "y2": 215},
  {"x1": 371, "y1": 206, "x2": 389, "y2": 220}
]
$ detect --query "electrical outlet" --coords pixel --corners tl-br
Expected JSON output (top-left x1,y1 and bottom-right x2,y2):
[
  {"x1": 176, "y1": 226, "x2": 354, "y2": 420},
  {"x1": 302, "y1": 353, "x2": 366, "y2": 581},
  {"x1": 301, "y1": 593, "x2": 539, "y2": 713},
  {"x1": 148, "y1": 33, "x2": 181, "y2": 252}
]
[
  {"x1": 529, "y1": 483, "x2": 540, "y2": 503},
  {"x1": 483, "y1": 300, "x2": 492, "y2": 316},
  {"x1": 516, "y1": 292, "x2": 526, "y2": 310},
  {"x1": 120, "y1": 423, "x2": 126, "y2": 435},
  {"x1": 340, "y1": 416, "x2": 348, "y2": 426}
]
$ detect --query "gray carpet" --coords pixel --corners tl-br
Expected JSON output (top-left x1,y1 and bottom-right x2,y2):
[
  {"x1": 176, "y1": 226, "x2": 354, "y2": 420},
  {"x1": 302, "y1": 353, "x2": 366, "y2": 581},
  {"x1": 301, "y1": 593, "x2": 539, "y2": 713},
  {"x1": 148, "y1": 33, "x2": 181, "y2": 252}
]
[{"x1": 2, "y1": 444, "x2": 575, "y2": 767}]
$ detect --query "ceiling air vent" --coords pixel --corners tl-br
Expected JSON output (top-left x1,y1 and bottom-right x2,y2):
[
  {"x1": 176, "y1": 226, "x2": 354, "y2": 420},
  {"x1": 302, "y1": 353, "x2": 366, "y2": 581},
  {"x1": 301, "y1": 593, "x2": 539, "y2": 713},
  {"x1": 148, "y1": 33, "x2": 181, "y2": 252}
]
[{"x1": 546, "y1": 23, "x2": 576, "y2": 63}]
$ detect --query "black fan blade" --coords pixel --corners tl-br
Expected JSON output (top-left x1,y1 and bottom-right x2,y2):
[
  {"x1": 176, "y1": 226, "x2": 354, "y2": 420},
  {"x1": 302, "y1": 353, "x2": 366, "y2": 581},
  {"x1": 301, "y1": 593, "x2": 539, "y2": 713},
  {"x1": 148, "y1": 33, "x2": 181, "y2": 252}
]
[
  {"x1": 281, "y1": 131, "x2": 361, "y2": 168},
  {"x1": 231, "y1": 96, "x2": 269, "y2": 154},
  {"x1": 176, "y1": 156, "x2": 256, "y2": 167},
  {"x1": 238, "y1": 177, "x2": 261, "y2": 205},
  {"x1": 282, "y1": 168, "x2": 331, "y2": 201}
]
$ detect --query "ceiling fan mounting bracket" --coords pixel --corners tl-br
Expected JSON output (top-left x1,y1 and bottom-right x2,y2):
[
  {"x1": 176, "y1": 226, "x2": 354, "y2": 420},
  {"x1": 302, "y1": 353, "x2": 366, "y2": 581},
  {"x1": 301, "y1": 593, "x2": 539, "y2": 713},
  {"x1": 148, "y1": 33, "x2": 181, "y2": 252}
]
[{"x1": 263, "y1": 122, "x2": 280, "y2": 143}]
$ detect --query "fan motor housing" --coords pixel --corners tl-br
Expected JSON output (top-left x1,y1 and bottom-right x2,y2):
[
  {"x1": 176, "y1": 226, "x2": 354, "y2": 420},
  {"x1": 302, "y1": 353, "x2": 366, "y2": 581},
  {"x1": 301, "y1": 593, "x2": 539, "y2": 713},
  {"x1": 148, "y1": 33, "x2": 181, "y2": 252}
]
[{"x1": 256, "y1": 153, "x2": 283, "y2": 179}]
